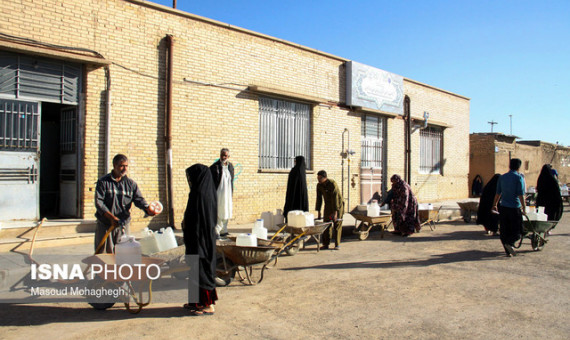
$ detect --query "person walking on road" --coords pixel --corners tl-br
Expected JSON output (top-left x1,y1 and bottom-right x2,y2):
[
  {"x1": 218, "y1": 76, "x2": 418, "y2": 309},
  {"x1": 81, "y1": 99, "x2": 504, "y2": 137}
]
[
  {"x1": 315, "y1": 170, "x2": 344, "y2": 250},
  {"x1": 536, "y1": 164, "x2": 563, "y2": 223},
  {"x1": 492, "y1": 158, "x2": 526, "y2": 257},
  {"x1": 477, "y1": 174, "x2": 501, "y2": 235}
]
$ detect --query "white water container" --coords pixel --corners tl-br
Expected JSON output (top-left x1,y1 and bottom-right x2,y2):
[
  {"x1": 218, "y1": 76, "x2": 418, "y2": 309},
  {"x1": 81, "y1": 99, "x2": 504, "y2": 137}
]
[
  {"x1": 273, "y1": 209, "x2": 285, "y2": 229},
  {"x1": 287, "y1": 210, "x2": 303, "y2": 225},
  {"x1": 252, "y1": 219, "x2": 268, "y2": 240},
  {"x1": 115, "y1": 235, "x2": 142, "y2": 266},
  {"x1": 288, "y1": 211, "x2": 314, "y2": 227},
  {"x1": 536, "y1": 206, "x2": 545, "y2": 214},
  {"x1": 139, "y1": 228, "x2": 160, "y2": 255},
  {"x1": 302, "y1": 212, "x2": 315, "y2": 227},
  {"x1": 236, "y1": 233, "x2": 257, "y2": 247},
  {"x1": 367, "y1": 203, "x2": 380, "y2": 217},
  {"x1": 156, "y1": 227, "x2": 177, "y2": 252},
  {"x1": 260, "y1": 211, "x2": 274, "y2": 229},
  {"x1": 162, "y1": 227, "x2": 178, "y2": 250}
]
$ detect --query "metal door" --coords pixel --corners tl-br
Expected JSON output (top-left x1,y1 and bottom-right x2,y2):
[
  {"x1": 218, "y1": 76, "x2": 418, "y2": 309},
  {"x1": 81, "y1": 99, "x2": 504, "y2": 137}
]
[
  {"x1": 59, "y1": 107, "x2": 78, "y2": 217},
  {"x1": 0, "y1": 100, "x2": 40, "y2": 221},
  {"x1": 360, "y1": 115, "x2": 385, "y2": 204}
]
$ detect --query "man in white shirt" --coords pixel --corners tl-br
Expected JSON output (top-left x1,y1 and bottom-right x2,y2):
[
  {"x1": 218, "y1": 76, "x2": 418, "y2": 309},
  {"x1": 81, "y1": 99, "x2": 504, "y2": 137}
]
[{"x1": 210, "y1": 148, "x2": 234, "y2": 238}]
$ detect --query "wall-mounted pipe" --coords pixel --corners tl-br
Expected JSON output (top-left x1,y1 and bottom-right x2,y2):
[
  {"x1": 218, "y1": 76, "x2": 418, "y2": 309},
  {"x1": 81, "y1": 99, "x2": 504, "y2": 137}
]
[
  {"x1": 341, "y1": 128, "x2": 351, "y2": 211},
  {"x1": 404, "y1": 96, "x2": 411, "y2": 184},
  {"x1": 104, "y1": 66, "x2": 111, "y2": 174},
  {"x1": 164, "y1": 35, "x2": 175, "y2": 227}
]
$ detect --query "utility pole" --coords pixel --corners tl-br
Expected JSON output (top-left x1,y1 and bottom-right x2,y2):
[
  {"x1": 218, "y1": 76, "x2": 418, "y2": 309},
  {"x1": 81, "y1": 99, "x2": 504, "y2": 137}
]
[
  {"x1": 509, "y1": 115, "x2": 512, "y2": 135},
  {"x1": 488, "y1": 120, "x2": 498, "y2": 133}
]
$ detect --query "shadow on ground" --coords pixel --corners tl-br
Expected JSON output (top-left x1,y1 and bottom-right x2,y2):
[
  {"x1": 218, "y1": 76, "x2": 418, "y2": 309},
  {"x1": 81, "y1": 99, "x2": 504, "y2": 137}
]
[
  {"x1": 0, "y1": 304, "x2": 194, "y2": 326},
  {"x1": 283, "y1": 249, "x2": 505, "y2": 272}
]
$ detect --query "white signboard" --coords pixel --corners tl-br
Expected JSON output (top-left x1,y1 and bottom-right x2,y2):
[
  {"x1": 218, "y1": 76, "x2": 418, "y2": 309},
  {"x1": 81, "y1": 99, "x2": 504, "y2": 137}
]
[{"x1": 346, "y1": 61, "x2": 404, "y2": 115}]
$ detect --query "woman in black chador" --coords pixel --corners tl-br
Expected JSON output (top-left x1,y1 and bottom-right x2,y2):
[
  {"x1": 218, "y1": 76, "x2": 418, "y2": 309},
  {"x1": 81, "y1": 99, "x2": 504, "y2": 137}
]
[
  {"x1": 477, "y1": 174, "x2": 500, "y2": 235},
  {"x1": 182, "y1": 164, "x2": 218, "y2": 315},
  {"x1": 536, "y1": 164, "x2": 563, "y2": 222},
  {"x1": 283, "y1": 155, "x2": 309, "y2": 221}
]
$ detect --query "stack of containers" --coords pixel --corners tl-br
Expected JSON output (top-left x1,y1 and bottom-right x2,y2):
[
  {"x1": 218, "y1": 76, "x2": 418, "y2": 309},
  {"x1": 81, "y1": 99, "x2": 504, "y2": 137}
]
[{"x1": 525, "y1": 206, "x2": 548, "y2": 221}]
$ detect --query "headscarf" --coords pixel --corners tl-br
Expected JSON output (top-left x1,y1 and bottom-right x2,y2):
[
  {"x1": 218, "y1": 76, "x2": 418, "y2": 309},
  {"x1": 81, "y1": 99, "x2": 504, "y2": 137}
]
[
  {"x1": 476, "y1": 174, "x2": 500, "y2": 232},
  {"x1": 390, "y1": 174, "x2": 420, "y2": 234},
  {"x1": 283, "y1": 155, "x2": 309, "y2": 219},
  {"x1": 183, "y1": 164, "x2": 218, "y2": 290},
  {"x1": 536, "y1": 164, "x2": 563, "y2": 221}
]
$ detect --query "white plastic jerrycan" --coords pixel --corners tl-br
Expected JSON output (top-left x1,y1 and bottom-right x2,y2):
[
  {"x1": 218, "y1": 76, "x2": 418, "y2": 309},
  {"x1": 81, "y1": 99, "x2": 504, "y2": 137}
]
[
  {"x1": 139, "y1": 228, "x2": 160, "y2": 255},
  {"x1": 252, "y1": 219, "x2": 268, "y2": 240},
  {"x1": 236, "y1": 233, "x2": 257, "y2": 247},
  {"x1": 156, "y1": 227, "x2": 178, "y2": 252},
  {"x1": 115, "y1": 235, "x2": 142, "y2": 266}
]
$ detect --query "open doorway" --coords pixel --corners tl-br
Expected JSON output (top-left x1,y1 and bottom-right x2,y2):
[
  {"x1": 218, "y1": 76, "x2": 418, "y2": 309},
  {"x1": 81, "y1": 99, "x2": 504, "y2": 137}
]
[{"x1": 40, "y1": 102, "x2": 78, "y2": 218}]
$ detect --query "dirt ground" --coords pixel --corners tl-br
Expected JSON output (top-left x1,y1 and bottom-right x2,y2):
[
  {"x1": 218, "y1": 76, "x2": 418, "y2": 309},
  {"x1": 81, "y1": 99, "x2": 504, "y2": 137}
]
[{"x1": 2, "y1": 208, "x2": 570, "y2": 340}]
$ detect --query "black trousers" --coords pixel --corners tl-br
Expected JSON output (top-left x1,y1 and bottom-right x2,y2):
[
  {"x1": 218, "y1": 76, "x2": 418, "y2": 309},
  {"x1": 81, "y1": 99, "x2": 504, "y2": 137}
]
[{"x1": 498, "y1": 205, "x2": 523, "y2": 246}]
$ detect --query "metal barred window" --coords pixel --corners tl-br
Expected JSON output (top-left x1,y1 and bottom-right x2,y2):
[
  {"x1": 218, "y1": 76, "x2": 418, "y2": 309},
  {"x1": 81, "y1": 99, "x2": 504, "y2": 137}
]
[
  {"x1": 60, "y1": 107, "x2": 76, "y2": 153},
  {"x1": 361, "y1": 114, "x2": 385, "y2": 169},
  {"x1": 0, "y1": 100, "x2": 40, "y2": 151},
  {"x1": 420, "y1": 126, "x2": 443, "y2": 174},
  {"x1": 259, "y1": 97, "x2": 311, "y2": 169}
]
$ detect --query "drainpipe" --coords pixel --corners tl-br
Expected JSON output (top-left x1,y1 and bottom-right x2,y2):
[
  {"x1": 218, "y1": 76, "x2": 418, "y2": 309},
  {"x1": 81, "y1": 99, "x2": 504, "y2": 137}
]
[
  {"x1": 104, "y1": 66, "x2": 111, "y2": 173},
  {"x1": 404, "y1": 96, "x2": 411, "y2": 184},
  {"x1": 165, "y1": 35, "x2": 175, "y2": 227},
  {"x1": 342, "y1": 128, "x2": 351, "y2": 211}
]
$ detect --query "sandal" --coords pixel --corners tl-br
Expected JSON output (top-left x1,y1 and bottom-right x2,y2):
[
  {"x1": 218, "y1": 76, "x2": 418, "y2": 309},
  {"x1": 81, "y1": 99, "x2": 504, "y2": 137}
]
[
  {"x1": 189, "y1": 309, "x2": 204, "y2": 316},
  {"x1": 183, "y1": 303, "x2": 202, "y2": 311}
]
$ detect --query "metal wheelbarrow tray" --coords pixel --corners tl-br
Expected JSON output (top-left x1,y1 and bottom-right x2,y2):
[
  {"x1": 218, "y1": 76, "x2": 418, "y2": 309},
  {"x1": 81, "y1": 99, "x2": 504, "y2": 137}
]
[
  {"x1": 457, "y1": 200, "x2": 479, "y2": 223},
  {"x1": 216, "y1": 240, "x2": 278, "y2": 285}
]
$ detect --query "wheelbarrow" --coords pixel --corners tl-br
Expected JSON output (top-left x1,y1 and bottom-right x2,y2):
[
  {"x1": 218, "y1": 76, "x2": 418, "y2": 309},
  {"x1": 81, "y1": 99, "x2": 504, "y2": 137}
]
[
  {"x1": 457, "y1": 200, "x2": 479, "y2": 223},
  {"x1": 82, "y1": 254, "x2": 165, "y2": 314},
  {"x1": 515, "y1": 215, "x2": 559, "y2": 251},
  {"x1": 350, "y1": 211, "x2": 392, "y2": 240},
  {"x1": 270, "y1": 221, "x2": 332, "y2": 254},
  {"x1": 215, "y1": 241, "x2": 278, "y2": 285},
  {"x1": 83, "y1": 236, "x2": 190, "y2": 313}
]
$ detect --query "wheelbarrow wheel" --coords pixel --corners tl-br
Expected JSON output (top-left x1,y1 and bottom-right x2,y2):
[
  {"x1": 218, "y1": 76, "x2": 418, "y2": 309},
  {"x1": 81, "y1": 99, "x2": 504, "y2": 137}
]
[
  {"x1": 285, "y1": 238, "x2": 303, "y2": 256},
  {"x1": 215, "y1": 256, "x2": 236, "y2": 286},
  {"x1": 358, "y1": 231, "x2": 369, "y2": 240},
  {"x1": 86, "y1": 276, "x2": 117, "y2": 310},
  {"x1": 531, "y1": 233, "x2": 546, "y2": 251},
  {"x1": 463, "y1": 212, "x2": 472, "y2": 223}
]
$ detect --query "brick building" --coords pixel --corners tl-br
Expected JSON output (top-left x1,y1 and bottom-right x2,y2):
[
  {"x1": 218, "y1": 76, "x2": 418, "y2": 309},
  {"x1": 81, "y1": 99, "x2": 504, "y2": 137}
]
[
  {"x1": 0, "y1": 0, "x2": 470, "y2": 231},
  {"x1": 469, "y1": 133, "x2": 570, "y2": 195}
]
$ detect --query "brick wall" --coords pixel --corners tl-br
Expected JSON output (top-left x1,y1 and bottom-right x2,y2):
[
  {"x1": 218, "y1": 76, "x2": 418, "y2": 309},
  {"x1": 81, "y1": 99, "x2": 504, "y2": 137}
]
[
  {"x1": 404, "y1": 80, "x2": 470, "y2": 202},
  {"x1": 1, "y1": 0, "x2": 470, "y2": 229}
]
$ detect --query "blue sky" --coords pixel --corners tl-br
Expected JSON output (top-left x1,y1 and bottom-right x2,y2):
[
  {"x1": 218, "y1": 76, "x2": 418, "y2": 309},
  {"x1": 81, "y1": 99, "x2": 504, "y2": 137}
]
[{"x1": 151, "y1": 0, "x2": 570, "y2": 145}]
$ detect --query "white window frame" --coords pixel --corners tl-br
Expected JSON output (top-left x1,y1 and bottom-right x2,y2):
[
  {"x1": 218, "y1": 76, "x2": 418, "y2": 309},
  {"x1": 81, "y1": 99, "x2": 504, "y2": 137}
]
[
  {"x1": 419, "y1": 126, "x2": 443, "y2": 174},
  {"x1": 258, "y1": 97, "x2": 311, "y2": 170},
  {"x1": 360, "y1": 114, "x2": 385, "y2": 169}
]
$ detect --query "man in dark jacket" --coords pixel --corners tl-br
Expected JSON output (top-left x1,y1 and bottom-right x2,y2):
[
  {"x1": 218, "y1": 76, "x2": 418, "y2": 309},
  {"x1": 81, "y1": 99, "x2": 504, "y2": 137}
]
[
  {"x1": 210, "y1": 148, "x2": 234, "y2": 238},
  {"x1": 94, "y1": 154, "x2": 155, "y2": 253}
]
